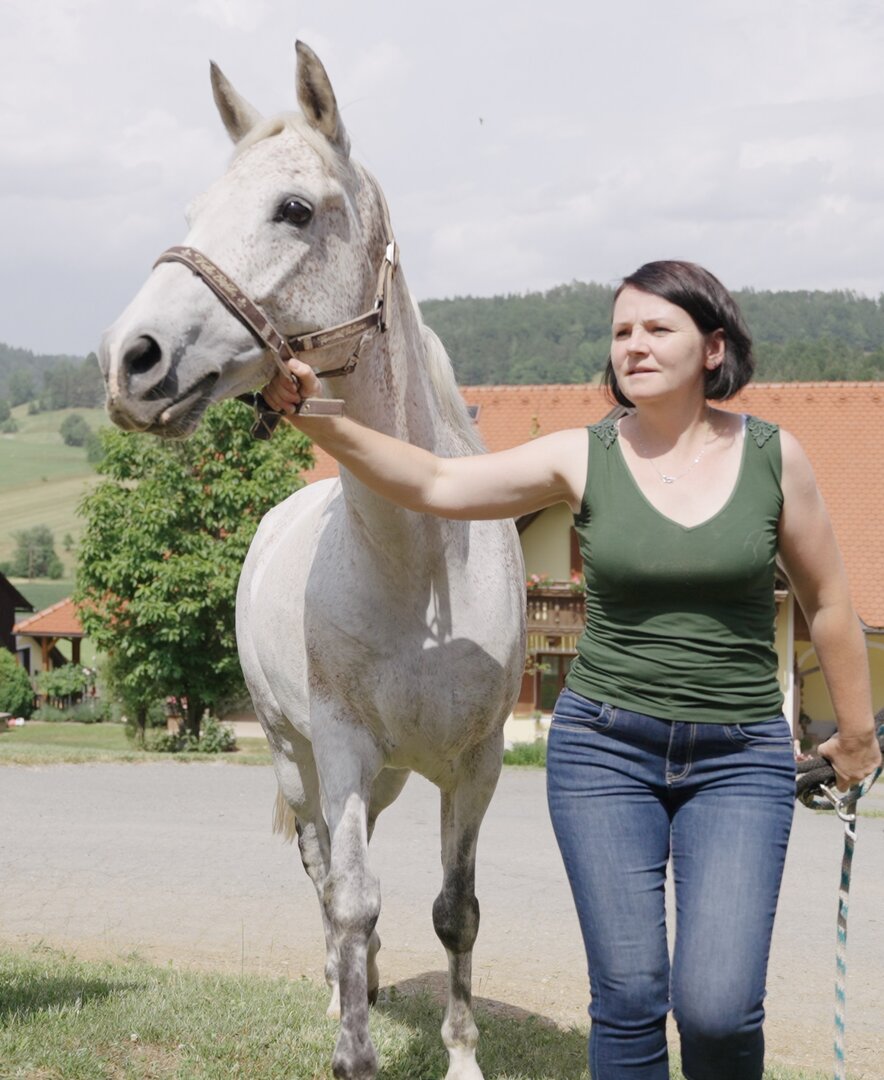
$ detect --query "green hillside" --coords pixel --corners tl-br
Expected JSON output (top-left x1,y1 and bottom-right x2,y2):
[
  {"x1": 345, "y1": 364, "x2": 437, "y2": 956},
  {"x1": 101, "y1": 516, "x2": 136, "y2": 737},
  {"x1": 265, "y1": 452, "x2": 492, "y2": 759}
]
[{"x1": 0, "y1": 405, "x2": 106, "y2": 579}]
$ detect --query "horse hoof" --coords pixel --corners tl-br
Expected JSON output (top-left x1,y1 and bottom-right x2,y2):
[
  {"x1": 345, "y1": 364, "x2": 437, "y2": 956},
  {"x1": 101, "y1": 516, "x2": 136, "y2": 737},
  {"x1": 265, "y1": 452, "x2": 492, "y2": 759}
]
[{"x1": 332, "y1": 1032, "x2": 377, "y2": 1080}]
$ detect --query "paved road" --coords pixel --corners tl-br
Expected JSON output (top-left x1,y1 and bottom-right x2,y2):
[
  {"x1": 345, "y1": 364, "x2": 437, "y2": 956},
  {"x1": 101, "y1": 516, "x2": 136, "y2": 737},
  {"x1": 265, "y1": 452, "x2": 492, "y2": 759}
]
[{"x1": 2, "y1": 762, "x2": 883, "y2": 1075}]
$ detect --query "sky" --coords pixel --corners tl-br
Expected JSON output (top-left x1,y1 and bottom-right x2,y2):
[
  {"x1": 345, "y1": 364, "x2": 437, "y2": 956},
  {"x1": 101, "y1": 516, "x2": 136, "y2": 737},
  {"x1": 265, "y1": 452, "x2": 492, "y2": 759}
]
[{"x1": 3, "y1": 0, "x2": 884, "y2": 356}]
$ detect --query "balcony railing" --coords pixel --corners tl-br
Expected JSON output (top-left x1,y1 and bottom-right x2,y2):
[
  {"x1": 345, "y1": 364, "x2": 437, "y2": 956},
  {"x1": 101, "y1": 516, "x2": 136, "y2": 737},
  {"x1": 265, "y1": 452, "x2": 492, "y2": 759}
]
[{"x1": 525, "y1": 584, "x2": 585, "y2": 637}]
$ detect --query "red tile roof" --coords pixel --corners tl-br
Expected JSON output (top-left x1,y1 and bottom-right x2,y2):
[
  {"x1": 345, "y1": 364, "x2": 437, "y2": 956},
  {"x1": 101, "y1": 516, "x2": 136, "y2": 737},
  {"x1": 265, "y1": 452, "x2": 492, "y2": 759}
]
[
  {"x1": 13, "y1": 597, "x2": 85, "y2": 638},
  {"x1": 301, "y1": 382, "x2": 883, "y2": 628}
]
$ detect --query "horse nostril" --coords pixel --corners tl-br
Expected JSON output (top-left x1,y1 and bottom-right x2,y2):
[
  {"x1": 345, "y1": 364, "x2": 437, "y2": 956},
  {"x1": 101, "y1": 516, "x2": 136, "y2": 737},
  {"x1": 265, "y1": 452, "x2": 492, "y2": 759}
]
[{"x1": 123, "y1": 335, "x2": 163, "y2": 377}]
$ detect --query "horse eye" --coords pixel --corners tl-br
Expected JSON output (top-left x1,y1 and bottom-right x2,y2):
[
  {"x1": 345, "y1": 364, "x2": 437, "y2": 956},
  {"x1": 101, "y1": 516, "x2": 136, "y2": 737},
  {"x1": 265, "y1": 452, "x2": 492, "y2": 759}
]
[{"x1": 274, "y1": 196, "x2": 313, "y2": 227}]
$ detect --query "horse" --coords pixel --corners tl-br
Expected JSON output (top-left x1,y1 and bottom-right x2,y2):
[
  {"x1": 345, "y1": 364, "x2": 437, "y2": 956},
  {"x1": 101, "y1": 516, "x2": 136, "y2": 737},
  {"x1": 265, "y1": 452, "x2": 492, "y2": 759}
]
[{"x1": 98, "y1": 42, "x2": 526, "y2": 1080}]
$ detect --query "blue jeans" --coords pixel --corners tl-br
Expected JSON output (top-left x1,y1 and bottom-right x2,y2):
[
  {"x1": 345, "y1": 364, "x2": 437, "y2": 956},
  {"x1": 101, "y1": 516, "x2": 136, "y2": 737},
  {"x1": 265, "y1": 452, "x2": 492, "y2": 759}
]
[{"x1": 546, "y1": 688, "x2": 796, "y2": 1080}]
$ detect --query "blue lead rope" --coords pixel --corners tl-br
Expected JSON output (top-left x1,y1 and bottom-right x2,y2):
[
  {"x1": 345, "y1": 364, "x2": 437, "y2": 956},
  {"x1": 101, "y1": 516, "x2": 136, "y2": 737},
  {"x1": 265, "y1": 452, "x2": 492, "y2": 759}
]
[{"x1": 796, "y1": 727, "x2": 884, "y2": 1080}]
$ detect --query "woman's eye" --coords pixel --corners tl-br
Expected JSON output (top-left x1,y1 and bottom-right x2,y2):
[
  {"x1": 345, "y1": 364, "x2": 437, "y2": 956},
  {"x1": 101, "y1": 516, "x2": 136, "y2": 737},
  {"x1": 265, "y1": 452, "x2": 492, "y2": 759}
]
[
  {"x1": 274, "y1": 197, "x2": 313, "y2": 226},
  {"x1": 613, "y1": 328, "x2": 629, "y2": 339}
]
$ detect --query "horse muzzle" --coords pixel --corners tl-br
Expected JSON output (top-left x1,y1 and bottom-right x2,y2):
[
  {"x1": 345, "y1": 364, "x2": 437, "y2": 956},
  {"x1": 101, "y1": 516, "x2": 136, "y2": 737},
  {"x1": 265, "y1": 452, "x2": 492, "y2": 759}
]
[{"x1": 100, "y1": 329, "x2": 220, "y2": 437}]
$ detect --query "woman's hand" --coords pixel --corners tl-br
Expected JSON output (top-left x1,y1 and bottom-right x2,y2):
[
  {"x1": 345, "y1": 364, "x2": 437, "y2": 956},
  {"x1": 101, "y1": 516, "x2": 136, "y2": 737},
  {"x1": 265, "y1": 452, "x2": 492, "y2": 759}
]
[
  {"x1": 261, "y1": 358, "x2": 323, "y2": 415},
  {"x1": 817, "y1": 729, "x2": 883, "y2": 792}
]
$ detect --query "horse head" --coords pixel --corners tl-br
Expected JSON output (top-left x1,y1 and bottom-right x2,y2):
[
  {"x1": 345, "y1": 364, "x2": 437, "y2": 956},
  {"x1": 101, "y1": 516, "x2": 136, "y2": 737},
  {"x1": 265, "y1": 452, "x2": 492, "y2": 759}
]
[{"x1": 99, "y1": 43, "x2": 388, "y2": 437}]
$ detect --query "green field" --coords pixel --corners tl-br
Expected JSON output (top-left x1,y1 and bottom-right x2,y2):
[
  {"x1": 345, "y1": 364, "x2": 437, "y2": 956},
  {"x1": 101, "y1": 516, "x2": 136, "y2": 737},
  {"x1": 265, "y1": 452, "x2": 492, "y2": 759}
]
[{"x1": 0, "y1": 404, "x2": 106, "y2": 578}]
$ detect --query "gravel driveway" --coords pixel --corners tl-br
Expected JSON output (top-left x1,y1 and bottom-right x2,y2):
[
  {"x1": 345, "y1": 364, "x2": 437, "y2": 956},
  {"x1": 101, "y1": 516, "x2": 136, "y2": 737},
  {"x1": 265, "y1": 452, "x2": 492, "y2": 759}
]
[{"x1": 1, "y1": 762, "x2": 882, "y2": 1076}]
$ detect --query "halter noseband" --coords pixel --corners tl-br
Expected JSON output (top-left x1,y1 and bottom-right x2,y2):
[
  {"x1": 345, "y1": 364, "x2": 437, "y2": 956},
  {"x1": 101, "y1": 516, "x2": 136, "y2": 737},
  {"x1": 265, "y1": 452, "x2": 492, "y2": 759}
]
[{"x1": 152, "y1": 198, "x2": 398, "y2": 437}]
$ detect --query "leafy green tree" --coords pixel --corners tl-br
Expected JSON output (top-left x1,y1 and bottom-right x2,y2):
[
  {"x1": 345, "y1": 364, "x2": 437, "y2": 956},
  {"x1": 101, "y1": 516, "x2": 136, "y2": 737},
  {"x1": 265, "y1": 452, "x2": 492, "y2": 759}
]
[
  {"x1": 8, "y1": 525, "x2": 63, "y2": 579},
  {"x1": 59, "y1": 413, "x2": 91, "y2": 447},
  {"x1": 75, "y1": 400, "x2": 313, "y2": 738},
  {"x1": 0, "y1": 650, "x2": 35, "y2": 718},
  {"x1": 8, "y1": 369, "x2": 35, "y2": 406}
]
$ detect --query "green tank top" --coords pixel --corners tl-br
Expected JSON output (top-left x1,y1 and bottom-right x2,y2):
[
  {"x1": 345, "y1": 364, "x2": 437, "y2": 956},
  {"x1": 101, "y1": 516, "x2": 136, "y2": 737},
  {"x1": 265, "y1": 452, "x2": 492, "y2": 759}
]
[{"x1": 565, "y1": 415, "x2": 785, "y2": 724}]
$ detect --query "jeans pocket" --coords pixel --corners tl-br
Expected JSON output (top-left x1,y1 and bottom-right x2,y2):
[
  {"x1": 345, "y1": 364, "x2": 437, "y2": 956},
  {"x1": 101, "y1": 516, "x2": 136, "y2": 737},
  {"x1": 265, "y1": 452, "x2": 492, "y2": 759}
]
[
  {"x1": 550, "y1": 688, "x2": 615, "y2": 733},
  {"x1": 725, "y1": 715, "x2": 793, "y2": 748}
]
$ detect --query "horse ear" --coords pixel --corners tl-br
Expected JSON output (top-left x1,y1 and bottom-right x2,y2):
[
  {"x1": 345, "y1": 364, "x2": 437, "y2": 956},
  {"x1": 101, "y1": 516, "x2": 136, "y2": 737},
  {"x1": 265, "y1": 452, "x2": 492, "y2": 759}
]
[
  {"x1": 295, "y1": 41, "x2": 351, "y2": 158},
  {"x1": 210, "y1": 62, "x2": 263, "y2": 143}
]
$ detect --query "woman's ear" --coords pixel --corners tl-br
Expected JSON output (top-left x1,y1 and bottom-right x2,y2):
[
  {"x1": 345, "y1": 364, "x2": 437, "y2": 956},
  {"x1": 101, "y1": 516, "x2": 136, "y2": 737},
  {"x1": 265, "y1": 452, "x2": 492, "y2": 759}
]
[{"x1": 705, "y1": 328, "x2": 726, "y2": 370}]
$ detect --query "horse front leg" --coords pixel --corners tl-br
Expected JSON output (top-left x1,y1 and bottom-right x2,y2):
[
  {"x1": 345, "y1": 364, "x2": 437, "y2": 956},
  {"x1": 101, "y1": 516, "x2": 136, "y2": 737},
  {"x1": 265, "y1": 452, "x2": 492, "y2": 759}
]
[
  {"x1": 433, "y1": 733, "x2": 504, "y2": 1080},
  {"x1": 315, "y1": 720, "x2": 384, "y2": 1080}
]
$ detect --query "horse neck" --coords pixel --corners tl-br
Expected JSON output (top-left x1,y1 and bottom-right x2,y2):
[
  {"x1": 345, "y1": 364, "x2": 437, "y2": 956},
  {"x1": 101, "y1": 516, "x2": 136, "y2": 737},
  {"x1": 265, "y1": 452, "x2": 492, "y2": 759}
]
[{"x1": 328, "y1": 272, "x2": 476, "y2": 543}]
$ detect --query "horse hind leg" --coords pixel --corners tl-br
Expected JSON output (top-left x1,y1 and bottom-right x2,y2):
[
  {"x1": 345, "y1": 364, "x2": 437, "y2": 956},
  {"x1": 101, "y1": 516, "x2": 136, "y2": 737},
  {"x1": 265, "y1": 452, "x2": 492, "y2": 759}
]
[
  {"x1": 433, "y1": 734, "x2": 503, "y2": 1080},
  {"x1": 274, "y1": 790, "x2": 343, "y2": 1017}
]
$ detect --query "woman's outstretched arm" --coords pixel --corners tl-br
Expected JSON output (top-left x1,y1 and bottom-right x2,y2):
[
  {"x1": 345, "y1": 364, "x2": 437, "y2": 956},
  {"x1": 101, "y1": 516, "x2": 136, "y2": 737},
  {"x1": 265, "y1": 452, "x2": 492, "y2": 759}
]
[
  {"x1": 778, "y1": 429, "x2": 882, "y2": 789},
  {"x1": 261, "y1": 358, "x2": 588, "y2": 520}
]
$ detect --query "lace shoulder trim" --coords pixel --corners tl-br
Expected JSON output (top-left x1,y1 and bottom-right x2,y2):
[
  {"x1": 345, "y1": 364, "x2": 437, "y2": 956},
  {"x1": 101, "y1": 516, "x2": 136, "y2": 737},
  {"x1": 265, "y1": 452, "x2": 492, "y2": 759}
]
[
  {"x1": 590, "y1": 417, "x2": 619, "y2": 448},
  {"x1": 746, "y1": 416, "x2": 778, "y2": 448}
]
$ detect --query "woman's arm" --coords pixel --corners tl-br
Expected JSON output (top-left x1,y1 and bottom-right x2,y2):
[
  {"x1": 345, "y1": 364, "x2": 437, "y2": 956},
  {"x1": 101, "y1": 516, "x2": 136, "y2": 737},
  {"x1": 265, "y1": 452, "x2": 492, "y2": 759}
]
[
  {"x1": 261, "y1": 359, "x2": 588, "y2": 519},
  {"x1": 778, "y1": 429, "x2": 882, "y2": 789}
]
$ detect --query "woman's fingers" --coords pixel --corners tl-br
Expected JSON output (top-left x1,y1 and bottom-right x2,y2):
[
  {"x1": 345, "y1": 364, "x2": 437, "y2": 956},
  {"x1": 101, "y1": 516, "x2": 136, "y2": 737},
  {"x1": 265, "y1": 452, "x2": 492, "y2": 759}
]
[{"x1": 263, "y1": 359, "x2": 321, "y2": 412}]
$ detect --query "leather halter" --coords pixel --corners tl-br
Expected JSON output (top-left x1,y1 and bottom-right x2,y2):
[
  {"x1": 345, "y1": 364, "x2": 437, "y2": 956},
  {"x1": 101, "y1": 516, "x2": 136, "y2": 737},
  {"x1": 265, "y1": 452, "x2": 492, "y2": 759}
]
[{"x1": 152, "y1": 199, "x2": 398, "y2": 437}]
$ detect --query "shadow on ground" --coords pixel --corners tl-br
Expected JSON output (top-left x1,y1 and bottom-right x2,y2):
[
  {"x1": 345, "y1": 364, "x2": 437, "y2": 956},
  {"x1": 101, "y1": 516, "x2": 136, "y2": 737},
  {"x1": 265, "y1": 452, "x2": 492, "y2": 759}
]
[{"x1": 375, "y1": 971, "x2": 589, "y2": 1080}]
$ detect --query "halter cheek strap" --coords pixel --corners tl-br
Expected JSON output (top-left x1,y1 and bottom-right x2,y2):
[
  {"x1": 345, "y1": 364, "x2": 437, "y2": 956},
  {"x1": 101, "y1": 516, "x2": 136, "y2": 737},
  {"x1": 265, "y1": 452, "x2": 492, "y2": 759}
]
[{"x1": 152, "y1": 189, "x2": 398, "y2": 437}]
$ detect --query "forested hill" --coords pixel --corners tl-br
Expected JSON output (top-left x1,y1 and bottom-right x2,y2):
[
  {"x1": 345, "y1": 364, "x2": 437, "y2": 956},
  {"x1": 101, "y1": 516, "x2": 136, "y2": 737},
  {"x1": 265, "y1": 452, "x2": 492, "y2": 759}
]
[
  {"x1": 0, "y1": 343, "x2": 104, "y2": 408},
  {"x1": 1, "y1": 284, "x2": 883, "y2": 402},
  {"x1": 421, "y1": 284, "x2": 884, "y2": 385}
]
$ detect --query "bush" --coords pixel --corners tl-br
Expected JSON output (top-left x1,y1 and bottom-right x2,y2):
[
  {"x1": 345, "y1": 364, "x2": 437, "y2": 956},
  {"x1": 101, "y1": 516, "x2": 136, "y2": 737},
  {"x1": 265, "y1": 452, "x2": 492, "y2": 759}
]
[
  {"x1": 59, "y1": 413, "x2": 91, "y2": 447},
  {"x1": 0, "y1": 651, "x2": 35, "y2": 718},
  {"x1": 0, "y1": 417, "x2": 18, "y2": 434},
  {"x1": 35, "y1": 664, "x2": 90, "y2": 707},
  {"x1": 30, "y1": 704, "x2": 68, "y2": 722},
  {"x1": 147, "y1": 716, "x2": 237, "y2": 754},
  {"x1": 66, "y1": 699, "x2": 109, "y2": 723},
  {"x1": 503, "y1": 740, "x2": 547, "y2": 767}
]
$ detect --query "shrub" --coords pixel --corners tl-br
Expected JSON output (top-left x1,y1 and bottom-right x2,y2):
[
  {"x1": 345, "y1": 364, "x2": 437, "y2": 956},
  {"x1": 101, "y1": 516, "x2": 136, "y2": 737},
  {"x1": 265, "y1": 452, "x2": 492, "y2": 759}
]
[
  {"x1": 503, "y1": 740, "x2": 547, "y2": 767},
  {"x1": 147, "y1": 716, "x2": 237, "y2": 754},
  {"x1": 35, "y1": 664, "x2": 90, "y2": 707},
  {"x1": 30, "y1": 704, "x2": 68, "y2": 722},
  {"x1": 59, "y1": 413, "x2": 90, "y2": 447},
  {"x1": 0, "y1": 651, "x2": 35, "y2": 718}
]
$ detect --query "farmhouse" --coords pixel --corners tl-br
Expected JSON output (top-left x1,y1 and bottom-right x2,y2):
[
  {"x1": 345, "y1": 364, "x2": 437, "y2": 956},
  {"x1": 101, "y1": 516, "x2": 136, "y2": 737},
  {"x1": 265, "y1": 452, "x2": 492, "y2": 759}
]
[
  {"x1": 12, "y1": 597, "x2": 85, "y2": 677},
  {"x1": 305, "y1": 381, "x2": 883, "y2": 746}
]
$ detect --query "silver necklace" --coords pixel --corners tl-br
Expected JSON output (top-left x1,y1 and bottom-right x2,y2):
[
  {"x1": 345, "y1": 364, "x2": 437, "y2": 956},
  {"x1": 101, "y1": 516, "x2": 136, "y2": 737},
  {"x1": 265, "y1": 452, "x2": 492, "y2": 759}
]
[{"x1": 633, "y1": 424, "x2": 711, "y2": 484}]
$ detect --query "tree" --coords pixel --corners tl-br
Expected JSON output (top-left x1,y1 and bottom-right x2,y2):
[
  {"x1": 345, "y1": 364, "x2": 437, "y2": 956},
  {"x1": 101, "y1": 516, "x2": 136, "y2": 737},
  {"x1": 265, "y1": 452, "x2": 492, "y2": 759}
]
[
  {"x1": 8, "y1": 369, "x2": 35, "y2": 406},
  {"x1": 8, "y1": 525, "x2": 64, "y2": 579},
  {"x1": 0, "y1": 650, "x2": 35, "y2": 718},
  {"x1": 75, "y1": 399, "x2": 314, "y2": 738},
  {"x1": 60, "y1": 413, "x2": 91, "y2": 447}
]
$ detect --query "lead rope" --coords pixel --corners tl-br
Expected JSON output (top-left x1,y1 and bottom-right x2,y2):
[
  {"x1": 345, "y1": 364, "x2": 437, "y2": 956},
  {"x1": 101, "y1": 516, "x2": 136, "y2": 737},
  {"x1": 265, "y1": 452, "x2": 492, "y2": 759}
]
[{"x1": 796, "y1": 726, "x2": 884, "y2": 1080}]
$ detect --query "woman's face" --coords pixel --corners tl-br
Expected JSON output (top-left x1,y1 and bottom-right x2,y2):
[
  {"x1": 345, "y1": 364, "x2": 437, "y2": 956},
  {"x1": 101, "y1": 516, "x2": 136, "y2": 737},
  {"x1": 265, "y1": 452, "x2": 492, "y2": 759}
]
[{"x1": 610, "y1": 286, "x2": 723, "y2": 405}]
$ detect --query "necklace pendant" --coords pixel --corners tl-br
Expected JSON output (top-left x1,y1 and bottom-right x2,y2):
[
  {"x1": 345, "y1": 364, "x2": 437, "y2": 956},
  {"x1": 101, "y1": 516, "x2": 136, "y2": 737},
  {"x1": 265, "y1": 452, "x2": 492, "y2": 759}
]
[{"x1": 662, "y1": 475, "x2": 675, "y2": 484}]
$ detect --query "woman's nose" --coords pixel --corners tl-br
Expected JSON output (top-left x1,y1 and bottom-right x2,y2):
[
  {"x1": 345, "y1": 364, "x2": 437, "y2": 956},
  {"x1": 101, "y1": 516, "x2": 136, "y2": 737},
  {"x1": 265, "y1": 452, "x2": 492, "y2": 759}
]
[{"x1": 626, "y1": 328, "x2": 649, "y2": 353}]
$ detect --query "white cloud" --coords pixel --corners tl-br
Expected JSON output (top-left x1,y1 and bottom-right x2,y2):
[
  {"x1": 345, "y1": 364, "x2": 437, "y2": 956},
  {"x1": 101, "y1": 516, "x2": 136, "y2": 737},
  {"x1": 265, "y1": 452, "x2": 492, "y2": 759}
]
[{"x1": 3, "y1": 0, "x2": 884, "y2": 353}]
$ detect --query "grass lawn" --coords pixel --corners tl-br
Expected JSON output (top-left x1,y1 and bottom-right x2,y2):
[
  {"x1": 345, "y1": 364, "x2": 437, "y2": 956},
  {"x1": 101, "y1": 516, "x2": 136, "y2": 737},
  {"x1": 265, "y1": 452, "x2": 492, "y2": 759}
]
[
  {"x1": 0, "y1": 945, "x2": 828, "y2": 1080},
  {"x1": 0, "y1": 721, "x2": 272, "y2": 766},
  {"x1": 0, "y1": 405, "x2": 106, "y2": 577}
]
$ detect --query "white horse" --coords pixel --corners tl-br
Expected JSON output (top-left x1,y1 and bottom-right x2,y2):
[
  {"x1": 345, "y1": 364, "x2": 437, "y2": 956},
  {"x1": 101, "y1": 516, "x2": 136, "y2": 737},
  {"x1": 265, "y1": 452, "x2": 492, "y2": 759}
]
[{"x1": 99, "y1": 42, "x2": 526, "y2": 1080}]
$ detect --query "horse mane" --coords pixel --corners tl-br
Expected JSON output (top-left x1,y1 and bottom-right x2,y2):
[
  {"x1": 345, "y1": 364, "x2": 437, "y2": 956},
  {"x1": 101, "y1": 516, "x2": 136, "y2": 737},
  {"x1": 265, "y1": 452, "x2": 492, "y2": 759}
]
[{"x1": 414, "y1": 302, "x2": 486, "y2": 455}]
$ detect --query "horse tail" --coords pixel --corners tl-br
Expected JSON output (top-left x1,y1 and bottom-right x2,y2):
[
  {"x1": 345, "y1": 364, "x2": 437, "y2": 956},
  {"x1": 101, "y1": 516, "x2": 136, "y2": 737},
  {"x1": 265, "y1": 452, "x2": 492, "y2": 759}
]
[{"x1": 272, "y1": 785, "x2": 299, "y2": 843}]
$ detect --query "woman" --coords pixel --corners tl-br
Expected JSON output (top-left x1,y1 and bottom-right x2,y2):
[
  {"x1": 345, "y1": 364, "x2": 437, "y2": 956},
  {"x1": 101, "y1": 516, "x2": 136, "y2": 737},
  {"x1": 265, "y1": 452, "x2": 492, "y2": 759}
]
[{"x1": 262, "y1": 260, "x2": 880, "y2": 1080}]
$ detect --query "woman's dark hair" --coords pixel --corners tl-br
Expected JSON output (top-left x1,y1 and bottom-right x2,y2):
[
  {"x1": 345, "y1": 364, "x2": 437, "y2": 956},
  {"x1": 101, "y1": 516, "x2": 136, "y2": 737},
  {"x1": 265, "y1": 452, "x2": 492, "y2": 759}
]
[{"x1": 602, "y1": 260, "x2": 754, "y2": 408}]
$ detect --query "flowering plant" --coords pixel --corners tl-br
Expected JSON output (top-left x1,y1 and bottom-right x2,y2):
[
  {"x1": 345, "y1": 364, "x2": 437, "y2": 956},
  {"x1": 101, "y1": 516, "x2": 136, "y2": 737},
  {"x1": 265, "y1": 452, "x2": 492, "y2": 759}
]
[{"x1": 526, "y1": 573, "x2": 553, "y2": 591}]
